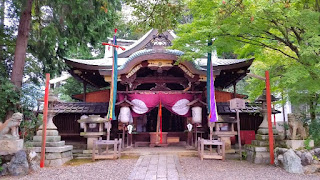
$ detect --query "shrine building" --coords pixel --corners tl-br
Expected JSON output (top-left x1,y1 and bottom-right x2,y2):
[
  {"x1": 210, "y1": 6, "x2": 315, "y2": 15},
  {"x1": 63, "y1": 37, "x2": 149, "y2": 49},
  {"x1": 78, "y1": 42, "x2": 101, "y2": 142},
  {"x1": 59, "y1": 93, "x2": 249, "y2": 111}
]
[{"x1": 52, "y1": 29, "x2": 264, "y2": 147}]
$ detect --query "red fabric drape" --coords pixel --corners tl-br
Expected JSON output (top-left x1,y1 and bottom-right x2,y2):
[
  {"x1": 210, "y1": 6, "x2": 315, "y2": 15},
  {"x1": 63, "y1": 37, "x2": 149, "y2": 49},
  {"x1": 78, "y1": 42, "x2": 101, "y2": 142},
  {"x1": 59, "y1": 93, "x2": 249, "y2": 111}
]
[{"x1": 118, "y1": 93, "x2": 200, "y2": 117}]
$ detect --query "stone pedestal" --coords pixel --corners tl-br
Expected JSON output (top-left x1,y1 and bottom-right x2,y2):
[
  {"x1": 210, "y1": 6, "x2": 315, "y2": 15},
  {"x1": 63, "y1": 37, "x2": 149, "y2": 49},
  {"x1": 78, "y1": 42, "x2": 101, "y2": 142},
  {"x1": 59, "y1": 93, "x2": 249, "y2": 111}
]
[
  {"x1": 221, "y1": 137, "x2": 235, "y2": 153},
  {"x1": 29, "y1": 129, "x2": 73, "y2": 167},
  {"x1": 245, "y1": 127, "x2": 284, "y2": 164},
  {"x1": 245, "y1": 145, "x2": 271, "y2": 164},
  {"x1": 0, "y1": 139, "x2": 23, "y2": 155},
  {"x1": 213, "y1": 131, "x2": 237, "y2": 154},
  {"x1": 80, "y1": 132, "x2": 106, "y2": 150},
  {"x1": 285, "y1": 140, "x2": 314, "y2": 150}
]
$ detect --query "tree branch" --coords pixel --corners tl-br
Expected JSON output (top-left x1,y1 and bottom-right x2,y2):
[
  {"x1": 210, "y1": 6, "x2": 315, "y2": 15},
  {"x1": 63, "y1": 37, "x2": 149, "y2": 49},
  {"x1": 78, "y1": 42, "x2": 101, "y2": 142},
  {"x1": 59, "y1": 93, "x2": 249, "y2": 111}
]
[{"x1": 235, "y1": 35, "x2": 299, "y2": 60}]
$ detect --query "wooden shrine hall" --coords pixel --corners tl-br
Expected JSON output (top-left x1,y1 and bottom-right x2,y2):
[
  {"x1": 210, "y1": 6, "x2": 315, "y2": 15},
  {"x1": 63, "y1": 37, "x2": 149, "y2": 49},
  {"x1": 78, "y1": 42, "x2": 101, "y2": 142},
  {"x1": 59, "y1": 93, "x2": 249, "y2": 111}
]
[{"x1": 52, "y1": 29, "x2": 264, "y2": 149}]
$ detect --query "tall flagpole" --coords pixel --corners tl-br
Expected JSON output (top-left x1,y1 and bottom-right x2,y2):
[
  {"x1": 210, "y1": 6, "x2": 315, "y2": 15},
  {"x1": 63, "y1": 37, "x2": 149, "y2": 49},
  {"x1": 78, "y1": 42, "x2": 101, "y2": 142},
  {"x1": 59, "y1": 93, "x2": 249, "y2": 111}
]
[{"x1": 102, "y1": 29, "x2": 125, "y2": 121}]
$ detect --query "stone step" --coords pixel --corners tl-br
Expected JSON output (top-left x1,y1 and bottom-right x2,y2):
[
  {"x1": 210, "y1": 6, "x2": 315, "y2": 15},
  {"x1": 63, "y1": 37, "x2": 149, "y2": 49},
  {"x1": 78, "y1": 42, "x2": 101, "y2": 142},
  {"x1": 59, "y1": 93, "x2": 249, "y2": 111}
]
[
  {"x1": 255, "y1": 134, "x2": 282, "y2": 141},
  {"x1": 29, "y1": 145, "x2": 73, "y2": 153},
  {"x1": 28, "y1": 141, "x2": 65, "y2": 147},
  {"x1": 33, "y1": 136, "x2": 61, "y2": 142},
  {"x1": 250, "y1": 140, "x2": 285, "y2": 147},
  {"x1": 73, "y1": 153, "x2": 92, "y2": 158},
  {"x1": 72, "y1": 149, "x2": 84, "y2": 153},
  {"x1": 74, "y1": 156, "x2": 92, "y2": 160},
  {"x1": 257, "y1": 128, "x2": 278, "y2": 135}
]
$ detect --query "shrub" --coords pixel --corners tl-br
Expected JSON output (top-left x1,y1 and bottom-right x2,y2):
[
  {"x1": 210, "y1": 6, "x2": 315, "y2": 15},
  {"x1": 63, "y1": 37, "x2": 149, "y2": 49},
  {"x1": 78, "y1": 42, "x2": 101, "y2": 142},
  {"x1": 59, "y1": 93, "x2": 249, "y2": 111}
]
[{"x1": 308, "y1": 118, "x2": 320, "y2": 147}]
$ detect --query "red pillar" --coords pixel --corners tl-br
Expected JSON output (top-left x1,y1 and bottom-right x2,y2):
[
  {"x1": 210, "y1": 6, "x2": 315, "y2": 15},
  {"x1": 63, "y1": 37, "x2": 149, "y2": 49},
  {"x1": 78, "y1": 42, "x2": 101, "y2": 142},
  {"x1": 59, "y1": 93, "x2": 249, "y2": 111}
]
[
  {"x1": 265, "y1": 71, "x2": 274, "y2": 165},
  {"x1": 40, "y1": 73, "x2": 50, "y2": 168}
]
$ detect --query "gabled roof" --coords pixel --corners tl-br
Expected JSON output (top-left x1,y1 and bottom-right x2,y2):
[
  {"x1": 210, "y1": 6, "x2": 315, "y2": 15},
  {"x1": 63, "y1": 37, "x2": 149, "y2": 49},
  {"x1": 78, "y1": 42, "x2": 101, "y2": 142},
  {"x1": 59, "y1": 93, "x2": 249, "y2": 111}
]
[{"x1": 64, "y1": 29, "x2": 254, "y2": 88}]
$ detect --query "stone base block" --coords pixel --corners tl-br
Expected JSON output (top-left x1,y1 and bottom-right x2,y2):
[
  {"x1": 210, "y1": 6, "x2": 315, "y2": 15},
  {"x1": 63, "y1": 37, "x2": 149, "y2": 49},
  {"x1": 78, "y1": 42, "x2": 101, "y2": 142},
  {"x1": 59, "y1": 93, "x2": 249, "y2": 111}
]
[
  {"x1": 245, "y1": 145, "x2": 271, "y2": 164},
  {"x1": 33, "y1": 135, "x2": 61, "y2": 142},
  {"x1": 38, "y1": 150, "x2": 73, "y2": 167},
  {"x1": 36, "y1": 130, "x2": 59, "y2": 136},
  {"x1": 0, "y1": 139, "x2": 23, "y2": 155},
  {"x1": 29, "y1": 141, "x2": 65, "y2": 147},
  {"x1": 251, "y1": 140, "x2": 270, "y2": 147},
  {"x1": 285, "y1": 140, "x2": 314, "y2": 150}
]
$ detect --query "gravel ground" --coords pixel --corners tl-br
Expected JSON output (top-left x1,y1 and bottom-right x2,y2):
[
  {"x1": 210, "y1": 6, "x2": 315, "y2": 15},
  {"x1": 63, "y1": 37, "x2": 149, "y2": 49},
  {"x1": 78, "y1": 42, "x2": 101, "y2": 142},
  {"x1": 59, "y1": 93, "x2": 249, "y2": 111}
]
[
  {"x1": 180, "y1": 157, "x2": 320, "y2": 180},
  {"x1": 2, "y1": 156, "x2": 320, "y2": 180},
  {"x1": 3, "y1": 158, "x2": 137, "y2": 180}
]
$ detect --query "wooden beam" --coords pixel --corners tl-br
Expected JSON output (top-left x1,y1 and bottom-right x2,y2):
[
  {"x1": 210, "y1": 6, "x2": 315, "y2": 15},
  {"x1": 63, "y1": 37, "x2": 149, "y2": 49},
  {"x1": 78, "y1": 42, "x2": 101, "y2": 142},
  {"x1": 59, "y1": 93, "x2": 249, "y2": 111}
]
[
  {"x1": 117, "y1": 90, "x2": 203, "y2": 94},
  {"x1": 134, "y1": 77, "x2": 188, "y2": 84}
]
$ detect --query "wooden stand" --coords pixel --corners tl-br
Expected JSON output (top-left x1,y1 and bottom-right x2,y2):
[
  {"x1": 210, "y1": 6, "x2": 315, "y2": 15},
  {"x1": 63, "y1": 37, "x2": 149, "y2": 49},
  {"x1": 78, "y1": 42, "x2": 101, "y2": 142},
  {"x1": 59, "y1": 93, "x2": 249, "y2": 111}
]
[
  {"x1": 92, "y1": 138, "x2": 122, "y2": 161},
  {"x1": 198, "y1": 137, "x2": 225, "y2": 161}
]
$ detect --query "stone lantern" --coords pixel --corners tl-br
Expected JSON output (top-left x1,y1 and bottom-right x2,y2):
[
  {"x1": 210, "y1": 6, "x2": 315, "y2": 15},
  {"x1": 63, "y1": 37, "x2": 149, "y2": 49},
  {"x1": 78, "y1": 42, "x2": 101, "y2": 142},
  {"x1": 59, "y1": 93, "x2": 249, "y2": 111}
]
[
  {"x1": 245, "y1": 89, "x2": 280, "y2": 164},
  {"x1": 30, "y1": 90, "x2": 73, "y2": 167},
  {"x1": 38, "y1": 90, "x2": 59, "y2": 131},
  {"x1": 255, "y1": 89, "x2": 278, "y2": 132},
  {"x1": 78, "y1": 115, "x2": 108, "y2": 150}
]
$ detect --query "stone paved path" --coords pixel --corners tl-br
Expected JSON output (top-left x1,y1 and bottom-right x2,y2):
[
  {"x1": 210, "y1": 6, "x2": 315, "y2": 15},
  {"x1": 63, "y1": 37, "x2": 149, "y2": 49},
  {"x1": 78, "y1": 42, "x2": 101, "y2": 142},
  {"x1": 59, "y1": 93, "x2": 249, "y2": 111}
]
[{"x1": 128, "y1": 155, "x2": 186, "y2": 180}]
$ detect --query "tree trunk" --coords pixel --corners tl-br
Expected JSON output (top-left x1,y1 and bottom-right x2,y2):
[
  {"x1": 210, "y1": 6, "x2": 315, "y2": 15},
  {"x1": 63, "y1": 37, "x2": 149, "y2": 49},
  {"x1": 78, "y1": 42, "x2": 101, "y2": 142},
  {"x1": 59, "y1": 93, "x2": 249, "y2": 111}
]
[{"x1": 10, "y1": 0, "x2": 33, "y2": 89}]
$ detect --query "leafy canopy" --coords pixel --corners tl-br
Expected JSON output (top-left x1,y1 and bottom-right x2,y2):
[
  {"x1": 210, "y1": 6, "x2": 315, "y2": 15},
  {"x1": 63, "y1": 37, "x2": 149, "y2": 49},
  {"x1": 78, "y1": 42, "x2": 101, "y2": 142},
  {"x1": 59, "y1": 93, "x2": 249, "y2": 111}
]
[{"x1": 172, "y1": 0, "x2": 320, "y2": 117}]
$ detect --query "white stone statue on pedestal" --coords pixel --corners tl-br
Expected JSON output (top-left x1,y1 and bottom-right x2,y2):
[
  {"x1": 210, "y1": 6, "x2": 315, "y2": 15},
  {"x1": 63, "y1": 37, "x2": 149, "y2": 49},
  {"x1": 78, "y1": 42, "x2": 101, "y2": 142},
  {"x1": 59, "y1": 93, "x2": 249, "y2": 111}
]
[{"x1": 0, "y1": 112, "x2": 24, "y2": 155}]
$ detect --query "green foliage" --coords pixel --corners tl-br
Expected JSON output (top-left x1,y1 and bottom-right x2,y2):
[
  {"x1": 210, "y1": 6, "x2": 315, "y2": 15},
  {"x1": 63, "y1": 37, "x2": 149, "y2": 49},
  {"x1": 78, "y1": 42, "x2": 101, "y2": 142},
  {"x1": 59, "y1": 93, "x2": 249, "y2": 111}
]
[
  {"x1": 55, "y1": 78, "x2": 97, "y2": 101},
  {"x1": 0, "y1": 77, "x2": 19, "y2": 121},
  {"x1": 304, "y1": 137, "x2": 312, "y2": 150},
  {"x1": 173, "y1": 0, "x2": 320, "y2": 117},
  {"x1": 242, "y1": 151, "x2": 247, "y2": 160},
  {"x1": 0, "y1": 158, "x2": 2, "y2": 171},
  {"x1": 308, "y1": 118, "x2": 320, "y2": 146},
  {"x1": 20, "y1": 113, "x2": 42, "y2": 141},
  {"x1": 124, "y1": 0, "x2": 184, "y2": 32},
  {"x1": 26, "y1": 0, "x2": 122, "y2": 80}
]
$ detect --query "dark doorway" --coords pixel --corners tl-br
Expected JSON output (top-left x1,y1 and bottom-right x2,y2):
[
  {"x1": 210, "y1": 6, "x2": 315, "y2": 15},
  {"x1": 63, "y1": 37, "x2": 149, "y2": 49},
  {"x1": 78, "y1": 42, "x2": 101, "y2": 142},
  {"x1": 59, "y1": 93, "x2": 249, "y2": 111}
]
[{"x1": 145, "y1": 107, "x2": 186, "y2": 132}]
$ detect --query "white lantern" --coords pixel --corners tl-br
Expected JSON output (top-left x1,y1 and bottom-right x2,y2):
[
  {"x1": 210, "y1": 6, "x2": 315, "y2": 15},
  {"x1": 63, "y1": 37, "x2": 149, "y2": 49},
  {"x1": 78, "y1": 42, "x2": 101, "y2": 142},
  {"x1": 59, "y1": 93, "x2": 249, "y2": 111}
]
[
  {"x1": 187, "y1": 123, "x2": 193, "y2": 132},
  {"x1": 119, "y1": 106, "x2": 131, "y2": 123},
  {"x1": 192, "y1": 106, "x2": 202, "y2": 124}
]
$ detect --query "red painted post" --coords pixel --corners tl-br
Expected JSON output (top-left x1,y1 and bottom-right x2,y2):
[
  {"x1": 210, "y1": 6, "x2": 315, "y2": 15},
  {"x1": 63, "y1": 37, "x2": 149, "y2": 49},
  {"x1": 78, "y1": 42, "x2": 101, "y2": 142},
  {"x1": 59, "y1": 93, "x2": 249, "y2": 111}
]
[
  {"x1": 40, "y1": 73, "x2": 50, "y2": 168},
  {"x1": 265, "y1": 71, "x2": 274, "y2": 165}
]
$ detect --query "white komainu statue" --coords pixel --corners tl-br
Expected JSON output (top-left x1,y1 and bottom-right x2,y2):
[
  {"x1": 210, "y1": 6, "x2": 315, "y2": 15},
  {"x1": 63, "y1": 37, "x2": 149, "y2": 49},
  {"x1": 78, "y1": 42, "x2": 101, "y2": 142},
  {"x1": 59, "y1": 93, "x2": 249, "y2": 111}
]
[
  {"x1": 0, "y1": 112, "x2": 23, "y2": 139},
  {"x1": 288, "y1": 113, "x2": 307, "y2": 140}
]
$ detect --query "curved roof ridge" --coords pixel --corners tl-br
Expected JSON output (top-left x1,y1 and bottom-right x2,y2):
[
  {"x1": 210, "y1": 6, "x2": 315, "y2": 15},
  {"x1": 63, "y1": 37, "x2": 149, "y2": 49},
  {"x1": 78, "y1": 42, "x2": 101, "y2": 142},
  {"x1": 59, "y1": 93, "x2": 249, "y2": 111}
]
[
  {"x1": 118, "y1": 49, "x2": 184, "y2": 70},
  {"x1": 117, "y1": 29, "x2": 156, "y2": 58}
]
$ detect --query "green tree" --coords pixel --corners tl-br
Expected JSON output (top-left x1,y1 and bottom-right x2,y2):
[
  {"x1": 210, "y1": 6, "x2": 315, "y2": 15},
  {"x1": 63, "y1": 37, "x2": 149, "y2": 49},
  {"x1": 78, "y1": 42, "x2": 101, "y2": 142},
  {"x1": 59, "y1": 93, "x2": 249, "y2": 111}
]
[
  {"x1": 124, "y1": 0, "x2": 184, "y2": 32},
  {"x1": 172, "y1": 0, "x2": 320, "y2": 120}
]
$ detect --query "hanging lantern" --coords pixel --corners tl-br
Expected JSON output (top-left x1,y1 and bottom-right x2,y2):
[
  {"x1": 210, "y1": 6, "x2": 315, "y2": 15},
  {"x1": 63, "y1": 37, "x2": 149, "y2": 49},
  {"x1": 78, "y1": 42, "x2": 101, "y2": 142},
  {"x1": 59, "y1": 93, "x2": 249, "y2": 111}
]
[
  {"x1": 187, "y1": 123, "x2": 193, "y2": 132},
  {"x1": 192, "y1": 106, "x2": 202, "y2": 124},
  {"x1": 119, "y1": 106, "x2": 131, "y2": 123}
]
